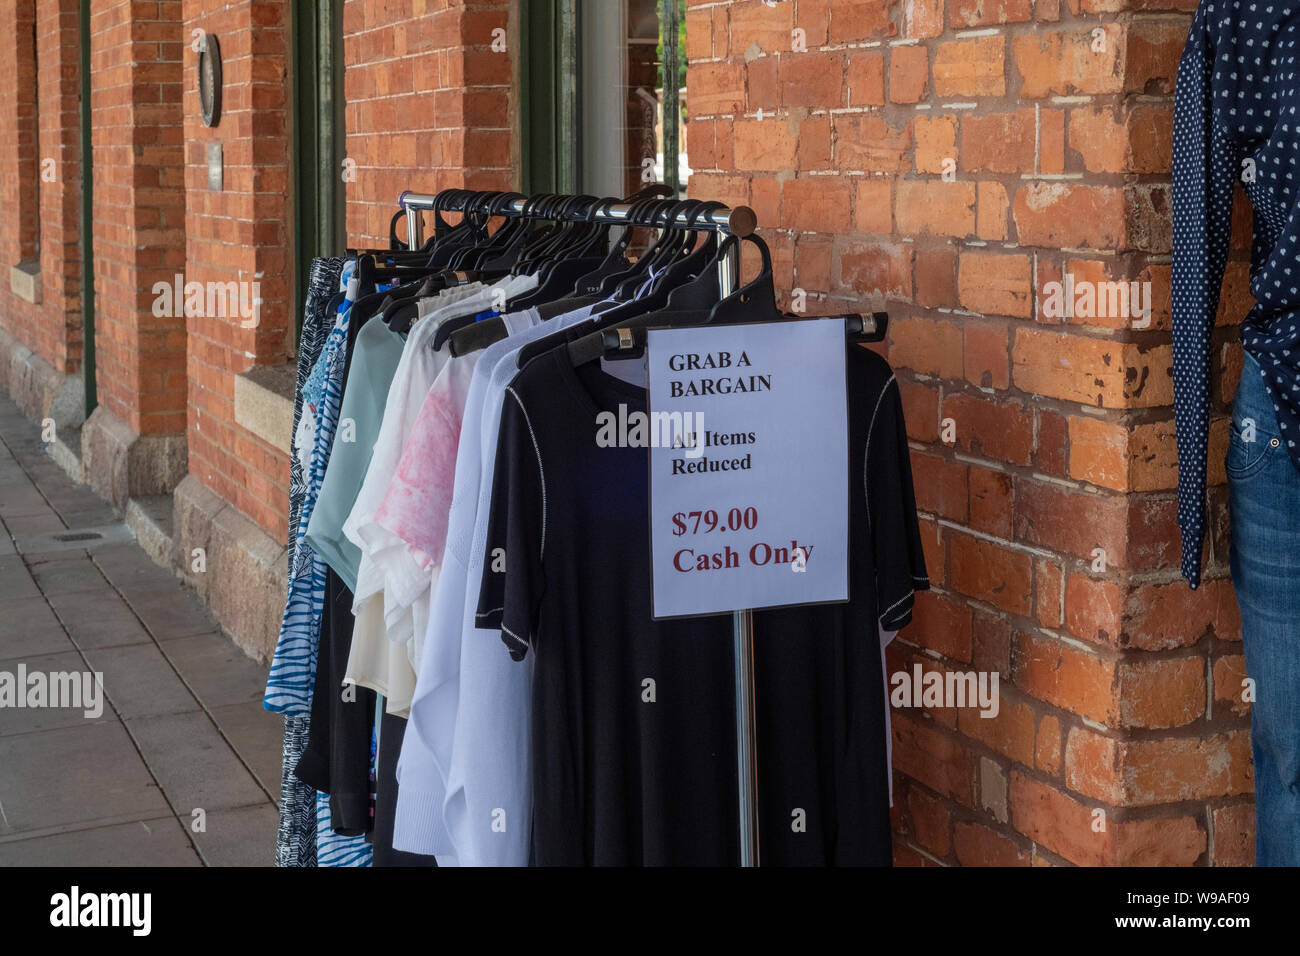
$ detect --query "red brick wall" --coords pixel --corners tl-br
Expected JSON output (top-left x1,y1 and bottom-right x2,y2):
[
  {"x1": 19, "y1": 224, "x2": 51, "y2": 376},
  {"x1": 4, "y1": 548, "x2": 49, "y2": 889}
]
[
  {"x1": 90, "y1": 0, "x2": 187, "y2": 436},
  {"x1": 686, "y1": 0, "x2": 1252, "y2": 865},
  {"x1": 183, "y1": 0, "x2": 292, "y2": 536},
  {"x1": 0, "y1": 0, "x2": 85, "y2": 376},
  {"x1": 342, "y1": 0, "x2": 516, "y2": 248}
]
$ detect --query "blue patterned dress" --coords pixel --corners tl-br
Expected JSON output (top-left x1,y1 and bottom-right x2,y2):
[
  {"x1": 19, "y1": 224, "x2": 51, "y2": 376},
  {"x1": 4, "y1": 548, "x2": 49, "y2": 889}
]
[
  {"x1": 269, "y1": 260, "x2": 371, "y2": 865},
  {"x1": 274, "y1": 257, "x2": 343, "y2": 867}
]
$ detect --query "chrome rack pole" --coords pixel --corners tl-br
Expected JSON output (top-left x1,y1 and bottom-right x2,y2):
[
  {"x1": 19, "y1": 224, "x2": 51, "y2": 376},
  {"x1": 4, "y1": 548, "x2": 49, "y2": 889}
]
[
  {"x1": 734, "y1": 607, "x2": 759, "y2": 866},
  {"x1": 408, "y1": 213, "x2": 423, "y2": 250},
  {"x1": 401, "y1": 190, "x2": 425, "y2": 249},
  {"x1": 718, "y1": 237, "x2": 760, "y2": 868},
  {"x1": 398, "y1": 190, "x2": 757, "y2": 239}
]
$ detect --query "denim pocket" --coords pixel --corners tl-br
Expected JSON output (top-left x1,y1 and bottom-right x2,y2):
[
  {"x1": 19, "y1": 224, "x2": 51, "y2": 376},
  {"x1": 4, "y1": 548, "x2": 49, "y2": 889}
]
[{"x1": 1226, "y1": 419, "x2": 1282, "y2": 480}]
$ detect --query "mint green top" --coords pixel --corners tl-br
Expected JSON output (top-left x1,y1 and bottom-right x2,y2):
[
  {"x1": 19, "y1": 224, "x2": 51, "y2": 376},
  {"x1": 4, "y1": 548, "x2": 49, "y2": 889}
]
[{"x1": 305, "y1": 316, "x2": 405, "y2": 591}]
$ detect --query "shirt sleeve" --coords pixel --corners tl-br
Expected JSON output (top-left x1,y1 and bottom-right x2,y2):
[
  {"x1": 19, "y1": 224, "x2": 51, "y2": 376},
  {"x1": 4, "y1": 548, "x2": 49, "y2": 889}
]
[
  {"x1": 1171, "y1": 0, "x2": 1238, "y2": 589},
  {"x1": 475, "y1": 386, "x2": 547, "y2": 661},
  {"x1": 866, "y1": 374, "x2": 930, "y2": 632}
]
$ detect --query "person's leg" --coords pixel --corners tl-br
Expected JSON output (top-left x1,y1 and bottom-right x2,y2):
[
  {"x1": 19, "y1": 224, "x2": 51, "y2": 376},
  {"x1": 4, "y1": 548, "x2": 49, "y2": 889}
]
[{"x1": 1228, "y1": 354, "x2": 1300, "y2": 866}]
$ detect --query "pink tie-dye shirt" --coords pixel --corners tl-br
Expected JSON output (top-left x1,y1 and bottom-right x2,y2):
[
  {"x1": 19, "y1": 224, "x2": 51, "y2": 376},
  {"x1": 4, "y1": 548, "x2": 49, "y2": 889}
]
[{"x1": 374, "y1": 353, "x2": 480, "y2": 599}]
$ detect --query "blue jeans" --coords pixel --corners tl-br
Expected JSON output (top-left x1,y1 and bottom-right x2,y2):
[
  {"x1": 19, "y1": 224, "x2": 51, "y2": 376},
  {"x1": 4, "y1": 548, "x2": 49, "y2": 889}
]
[{"x1": 1228, "y1": 353, "x2": 1300, "y2": 866}]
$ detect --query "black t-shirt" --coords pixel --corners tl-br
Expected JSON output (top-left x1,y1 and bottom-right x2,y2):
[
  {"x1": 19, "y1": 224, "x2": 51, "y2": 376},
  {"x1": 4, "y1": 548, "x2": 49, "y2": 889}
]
[{"x1": 477, "y1": 342, "x2": 928, "y2": 866}]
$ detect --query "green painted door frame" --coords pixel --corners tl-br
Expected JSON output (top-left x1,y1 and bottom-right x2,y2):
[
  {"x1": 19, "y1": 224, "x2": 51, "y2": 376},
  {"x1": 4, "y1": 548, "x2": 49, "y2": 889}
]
[
  {"x1": 79, "y1": 0, "x2": 95, "y2": 417},
  {"x1": 521, "y1": 0, "x2": 580, "y2": 196},
  {"x1": 292, "y1": 0, "x2": 345, "y2": 340},
  {"x1": 659, "y1": 0, "x2": 682, "y2": 196}
]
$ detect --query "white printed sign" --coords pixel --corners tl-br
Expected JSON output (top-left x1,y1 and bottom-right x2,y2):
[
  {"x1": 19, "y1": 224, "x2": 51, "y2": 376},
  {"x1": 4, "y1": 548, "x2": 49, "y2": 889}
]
[{"x1": 646, "y1": 318, "x2": 849, "y2": 618}]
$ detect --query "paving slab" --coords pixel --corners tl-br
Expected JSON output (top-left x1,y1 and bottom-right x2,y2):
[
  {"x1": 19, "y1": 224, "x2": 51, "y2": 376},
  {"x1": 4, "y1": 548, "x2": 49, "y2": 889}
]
[
  {"x1": 56, "y1": 504, "x2": 123, "y2": 528},
  {"x1": 0, "y1": 484, "x2": 52, "y2": 518},
  {"x1": 0, "y1": 555, "x2": 40, "y2": 602},
  {"x1": 2, "y1": 511, "x2": 67, "y2": 536},
  {"x1": 26, "y1": 553, "x2": 111, "y2": 596},
  {"x1": 163, "y1": 633, "x2": 269, "y2": 709},
  {"x1": 0, "y1": 721, "x2": 170, "y2": 835},
  {"x1": 0, "y1": 816, "x2": 201, "y2": 867},
  {"x1": 0, "y1": 595, "x2": 75, "y2": 661},
  {"x1": 40, "y1": 485, "x2": 113, "y2": 515},
  {"x1": 123, "y1": 710, "x2": 269, "y2": 814},
  {"x1": 16, "y1": 545, "x2": 92, "y2": 564},
  {"x1": 189, "y1": 804, "x2": 278, "y2": 867},
  {"x1": 90, "y1": 543, "x2": 180, "y2": 591},
  {"x1": 79, "y1": 643, "x2": 203, "y2": 720},
  {"x1": 45, "y1": 588, "x2": 154, "y2": 651},
  {"x1": 122, "y1": 588, "x2": 221, "y2": 642},
  {"x1": 208, "y1": 701, "x2": 285, "y2": 801}
]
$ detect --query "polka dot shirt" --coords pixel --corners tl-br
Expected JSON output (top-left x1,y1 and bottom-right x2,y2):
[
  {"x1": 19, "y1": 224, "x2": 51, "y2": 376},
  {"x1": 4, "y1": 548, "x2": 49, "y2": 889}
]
[{"x1": 1172, "y1": 0, "x2": 1300, "y2": 588}]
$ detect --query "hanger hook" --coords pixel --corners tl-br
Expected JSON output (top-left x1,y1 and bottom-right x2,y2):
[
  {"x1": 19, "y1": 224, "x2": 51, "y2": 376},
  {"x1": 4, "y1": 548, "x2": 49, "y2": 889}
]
[{"x1": 688, "y1": 200, "x2": 726, "y2": 232}]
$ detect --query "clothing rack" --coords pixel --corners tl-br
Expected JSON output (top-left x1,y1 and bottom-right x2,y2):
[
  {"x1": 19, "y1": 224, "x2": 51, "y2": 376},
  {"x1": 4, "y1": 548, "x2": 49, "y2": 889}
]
[
  {"x1": 395, "y1": 188, "x2": 878, "y2": 867},
  {"x1": 397, "y1": 190, "x2": 758, "y2": 249}
]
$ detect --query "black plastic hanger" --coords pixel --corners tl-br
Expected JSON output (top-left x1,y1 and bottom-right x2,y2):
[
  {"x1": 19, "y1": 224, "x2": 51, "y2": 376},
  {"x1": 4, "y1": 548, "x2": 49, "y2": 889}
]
[
  {"x1": 585, "y1": 200, "x2": 718, "y2": 325},
  {"x1": 433, "y1": 189, "x2": 468, "y2": 241},
  {"x1": 507, "y1": 193, "x2": 563, "y2": 272},
  {"x1": 459, "y1": 191, "x2": 528, "y2": 269},
  {"x1": 588, "y1": 198, "x2": 681, "y2": 300},
  {"x1": 603, "y1": 200, "x2": 689, "y2": 302},
  {"x1": 424, "y1": 191, "x2": 490, "y2": 269},
  {"x1": 589, "y1": 235, "x2": 891, "y2": 363},
  {"x1": 568, "y1": 187, "x2": 674, "y2": 296},
  {"x1": 444, "y1": 188, "x2": 677, "y2": 358},
  {"x1": 523, "y1": 215, "x2": 735, "y2": 370},
  {"x1": 568, "y1": 196, "x2": 652, "y2": 296},
  {"x1": 361, "y1": 192, "x2": 501, "y2": 332},
  {"x1": 510, "y1": 194, "x2": 589, "y2": 281},
  {"x1": 389, "y1": 209, "x2": 409, "y2": 251},
  {"x1": 443, "y1": 195, "x2": 493, "y2": 270},
  {"x1": 439, "y1": 193, "x2": 594, "y2": 355},
  {"x1": 492, "y1": 197, "x2": 685, "y2": 366},
  {"x1": 565, "y1": 233, "x2": 773, "y2": 367},
  {"x1": 704, "y1": 234, "x2": 781, "y2": 325},
  {"x1": 508, "y1": 196, "x2": 607, "y2": 309}
]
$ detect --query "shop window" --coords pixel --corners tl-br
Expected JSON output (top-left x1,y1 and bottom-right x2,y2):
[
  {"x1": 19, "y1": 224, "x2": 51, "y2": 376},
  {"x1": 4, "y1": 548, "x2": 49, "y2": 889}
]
[
  {"x1": 522, "y1": 0, "x2": 690, "y2": 199},
  {"x1": 11, "y1": 2, "x2": 42, "y2": 303}
]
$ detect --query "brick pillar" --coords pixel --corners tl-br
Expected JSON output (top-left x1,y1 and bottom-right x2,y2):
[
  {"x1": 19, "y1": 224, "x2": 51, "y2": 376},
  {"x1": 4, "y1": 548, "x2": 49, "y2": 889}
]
[
  {"x1": 83, "y1": 0, "x2": 188, "y2": 507},
  {"x1": 342, "y1": 0, "x2": 516, "y2": 247},
  {"x1": 181, "y1": 0, "x2": 293, "y2": 537},
  {"x1": 0, "y1": 0, "x2": 87, "y2": 430},
  {"x1": 687, "y1": 0, "x2": 1250, "y2": 865}
]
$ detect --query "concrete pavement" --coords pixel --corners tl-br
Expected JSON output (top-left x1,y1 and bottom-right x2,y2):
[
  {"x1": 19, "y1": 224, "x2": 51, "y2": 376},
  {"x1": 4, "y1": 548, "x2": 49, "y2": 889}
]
[{"x1": 0, "y1": 395, "x2": 282, "y2": 865}]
